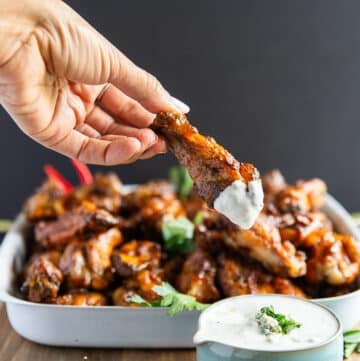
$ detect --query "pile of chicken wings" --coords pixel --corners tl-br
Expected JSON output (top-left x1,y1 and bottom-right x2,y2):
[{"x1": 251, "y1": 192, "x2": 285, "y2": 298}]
[{"x1": 19, "y1": 169, "x2": 360, "y2": 306}]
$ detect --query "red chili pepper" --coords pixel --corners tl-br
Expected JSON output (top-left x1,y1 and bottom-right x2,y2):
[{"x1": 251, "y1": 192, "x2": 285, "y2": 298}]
[
  {"x1": 71, "y1": 159, "x2": 93, "y2": 185},
  {"x1": 44, "y1": 165, "x2": 73, "y2": 193}
]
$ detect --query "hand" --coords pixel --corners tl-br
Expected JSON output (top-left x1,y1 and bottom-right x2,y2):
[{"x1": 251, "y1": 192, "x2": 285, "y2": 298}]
[{"x1": 0, "y1": 0, "x2": 189, "y2": 165}]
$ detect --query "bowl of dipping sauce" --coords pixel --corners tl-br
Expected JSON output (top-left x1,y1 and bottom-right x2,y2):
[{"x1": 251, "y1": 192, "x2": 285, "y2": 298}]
[{"x1": 193, "y1": 294, "x2": 343, "y2": 361}]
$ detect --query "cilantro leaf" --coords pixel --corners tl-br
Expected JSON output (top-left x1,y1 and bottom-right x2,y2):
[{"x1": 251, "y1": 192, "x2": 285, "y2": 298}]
[
  {"x1": 343, "y1": 330, "x2": 360, "y2": 358},
  {"x1": 344, "y1": 342, "x2": 358, "y2": 359},
  {"x1": 129, "y1": 282, "x2": 209, "y2": 316},
  {"x1": 162, "y1": 217, "x2": 195, "y2": 255},
  {"x1": 169, "y1": 166, "x2": 193, "y2": 199},
  {"x1": 257, "y1": 305, "x2": 301, "y2": 335},
  {"x1": 193, "y1": 211, "x2": 204, "y2": 225},
  {"x1": 129, "y1": 294, "x2": 152, "y2": 307},
  {"x1": 344, "y1": 330, "x2": 360, "y2": 344}
]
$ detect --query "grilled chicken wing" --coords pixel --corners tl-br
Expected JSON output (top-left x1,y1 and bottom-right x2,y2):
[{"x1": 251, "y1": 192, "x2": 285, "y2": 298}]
[
  {"x1": 112, "y1": 287, "x2": 141, "y2": 306},
  {"x1": 23, "y1": 179, "x2": 66, "y2": 221},
  {"x1": 276, "y1": 179, "x2": 327, "y2": 213},
  {"x1": 176, "y1": 248, "x2": 220, "y2": 303},
  {"x1": 152, "y1": 111, "x2": 262, "y2": 213},
  {"x1": 220, "y1": 213, "x2": 307, "y2": 278},
  {"x1": 23, "y1": 250, "x2": 62, "y2": 277},
  {"x1": 21, "y1": 257, "x2": 63, "y2": 302},
  {"x1": 54, "y1": 292, "x2": 107, "y2": 306},
  {"x1": 112, "y1": 240, "x2": 162, "y2": 278},
  {"x1": 59, "y1": 228, "x2": 121, "y2": 290},
  {"x1": 217, "y1": 253, "x2": 306, "y2": 297},
  {"x1": 306, "y1": 230, "x2": 360, "y2": 285},
  {"x1": 112, "y1": 240, "x2": 164, "y2": 302},
  {"x1": 123, "y1": 269, "x2": 164, "y2": 302},
  {"x1": 277, "y1": 211, "x2": 332, "y2": 248},
  {"x1": 59, "y1": 241, "x2": 91, "y2": 289},
  {"x1": 35, "y1": 202, "x2": 119, "y2": 248},
  {"x1": 121, "y1": 181, "x2": 185, "y2": 238},
  {"x1": 70, "y1": 173, "x2": 122, "y2": 213},
  {"x1": 85, "y1": 228, "x2": 122, "y2": 289}
]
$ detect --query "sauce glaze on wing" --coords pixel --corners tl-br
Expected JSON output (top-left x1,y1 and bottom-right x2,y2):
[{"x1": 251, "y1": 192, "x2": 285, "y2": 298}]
[{"x1": 152, "y1": 111, "x2": 260, "y2": 205}]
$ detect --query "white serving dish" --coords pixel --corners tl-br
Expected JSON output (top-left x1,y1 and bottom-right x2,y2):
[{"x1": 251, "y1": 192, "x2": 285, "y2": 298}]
[{"x1": 0, "y1": 193, "x2": 359, "y2": 348}]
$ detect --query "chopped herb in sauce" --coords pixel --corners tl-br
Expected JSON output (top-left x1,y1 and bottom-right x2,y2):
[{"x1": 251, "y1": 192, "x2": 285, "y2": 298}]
[{"x1": 256, "y1": 305, "x2": 301, "y2": 335}]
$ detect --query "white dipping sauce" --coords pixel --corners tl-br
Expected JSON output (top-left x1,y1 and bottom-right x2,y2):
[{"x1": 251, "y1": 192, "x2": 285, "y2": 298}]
[
  {"x1": 214, "y1": 179, "x2": 264, "y2": 229},
  {"x1": 193, "y1": 295, "x2": 340, "y2": 352}
]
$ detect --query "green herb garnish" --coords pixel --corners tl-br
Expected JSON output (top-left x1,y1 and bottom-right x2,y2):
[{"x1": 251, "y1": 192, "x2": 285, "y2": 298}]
[
  {"x1": 169, "y1": 165, "x2": 193, "y2": 199},
  {"x1": 193, "y1": 211, "x2": 204, "y2": 226},
  {"x1": 343, "y1": 330, "x2": 360, "y2": 358},
  {"x1": 256, "y1": 306, "x2": 301, "y2": 335},
  {"x1": 129, "y1": 282, "x2": 209, "y2": 316},
  {"x1": 162, "y1": 217, "x2": 195, "y2": 255}
]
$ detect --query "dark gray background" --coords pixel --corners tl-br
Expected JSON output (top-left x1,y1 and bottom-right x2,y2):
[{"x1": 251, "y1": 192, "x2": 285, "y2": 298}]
[{"x1": 1, "y1": 0, "x2": 360, "y2": 218}]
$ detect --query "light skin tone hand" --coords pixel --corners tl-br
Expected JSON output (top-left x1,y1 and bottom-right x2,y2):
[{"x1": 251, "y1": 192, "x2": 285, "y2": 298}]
[{"x1": 0, "y1": 0, "x2": 189, "y2": 165}]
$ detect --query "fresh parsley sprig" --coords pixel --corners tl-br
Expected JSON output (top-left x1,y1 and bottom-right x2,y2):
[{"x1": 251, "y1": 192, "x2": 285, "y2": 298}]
[
  {"x1": 344, "y1": 330, "x2": 360, "y2": 358},
  {"x1": 169, "y1": 165, "x2": 193, "y2": 199},
  {"x1": 256, "y1": 306, "x2": 301, "y2": 335},
  {"x1": 161, "y1": 217, "x2": 195, "y2": 255},
  {"x1": 129, "y1": 282, "x2": 209, "y2": 316}
]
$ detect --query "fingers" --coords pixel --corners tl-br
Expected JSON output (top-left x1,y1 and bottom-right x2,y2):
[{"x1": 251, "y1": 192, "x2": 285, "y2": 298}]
[
  {"x1": 139, "y1": 137, "x2": 168, "y2": 160},
  {"x1": 52, "y1": 129, "x2": 144, "y2": 165},
  {"x1": 41, "y1": 87, "x2": 164, "y2": 165},
  {"x1": 85, "y1": 106, "x2": 167, "y2": 157},
  {"x1": 85, "y1": 106, "x2": 156, "y2": 146},
  {"x1": 96, "y1": 84, "x2": 154, "y2": 128}
]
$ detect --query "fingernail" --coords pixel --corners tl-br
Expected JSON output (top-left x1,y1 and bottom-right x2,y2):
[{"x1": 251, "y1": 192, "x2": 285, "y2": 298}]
[
  {"x1": 151, "y1": 134, "x2": 158, "y2": 146},
  {"x1": 170, "y1": 96, "x2": 190, "y2": 113}
]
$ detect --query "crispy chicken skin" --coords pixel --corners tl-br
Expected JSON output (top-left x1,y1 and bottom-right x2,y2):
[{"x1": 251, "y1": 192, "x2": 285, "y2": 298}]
[
  {"x1": 23, "y1": 179, "x2": 66, "y2": 221},
  {"x1": 112, "y1": 239, "x2": 164, "y2": 302},
  {"x1": 121, "y1": 181, "x2": 174, "y2": 211},
  {"x1": 176, "y1": 248, "x2": 220, "y2": 303},
  {"x1": 163, "y1": 255, "x2": 185, "y2": 285},
  {"x1": 54, "y1": 292, "x2": 107, "y2": 306},
  {"x1": 112, "y1": 287, "x2": 141, "y2": 306},
  {"x1": 85, "y1": 228, "x2": 122, "y2": 289},
  {"x1": 276, "y1": 179, "x2": 327, "y2": 213},
  {"x1": 59, "y1": 228, "x2": 121, "y2": 290},
  {"x1": 152, "y1": 111, "x2": 260, "y2": 206},
  {"x1": 35, "y1": 202, "x2": 119, "y2": 248},
  {"x1": 70, "y1": 173, "x2": 122, "y2": 213},
  {"x1": 121, "y1": 181, "x2": 185, "y2": 238},
  {"x1": 277, "y1": 211, "x2": 332, "y2": 247},
  {"x1": 123, "y1": 269, "x2": 164, "y2": 302},
  {"x1": 59, "y1": 241, "x2": 91, "y2": 289},
  {"x1": 222, "y1": 213, "x2": 307, "y2": 278},
  {"x1": 21, "y1": 257, "x2": 63, "y2": 302},
  {"x1": 112, "y1": 240, "x2": 162, "y2": 278},
  {"x1": 217, "y1": 253, "x2": 306, "y2": 297},
  {"x1": 23, "y1": 250, "x2": 62, "y2": 278},
  {"x1": 306, "y1": 230, "x2": 360, "y2": 285}
]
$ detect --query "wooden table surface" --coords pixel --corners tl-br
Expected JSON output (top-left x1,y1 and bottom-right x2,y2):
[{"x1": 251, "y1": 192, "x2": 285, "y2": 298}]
[{"x1": 1, "y1": 303, "x2": 360, "y2": 361}]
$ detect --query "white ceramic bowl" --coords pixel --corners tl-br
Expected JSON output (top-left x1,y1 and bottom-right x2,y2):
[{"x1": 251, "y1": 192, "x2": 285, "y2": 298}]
[
  {"x1": 194, "y1": 295, "x2": 344, "y2": 361},
  {"x1": 0, "y1": 193, "x2": 359, "y2": 347}
]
